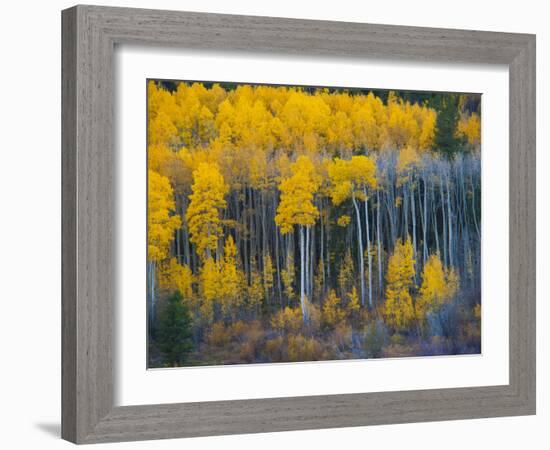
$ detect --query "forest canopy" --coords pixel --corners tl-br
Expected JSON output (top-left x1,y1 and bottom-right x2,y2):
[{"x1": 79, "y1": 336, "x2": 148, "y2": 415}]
[{"x1": 147, "y1": 80, "x2": 481, "y2": 367}]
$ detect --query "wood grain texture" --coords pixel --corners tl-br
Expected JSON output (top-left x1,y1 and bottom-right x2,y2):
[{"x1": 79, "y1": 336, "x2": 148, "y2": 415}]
[
  {"x1": 61, "y1": 7, "x2": 77, "y2": 443},
  {"x1": 61, "y1": 4, "x2": 536, "y2": 444}
]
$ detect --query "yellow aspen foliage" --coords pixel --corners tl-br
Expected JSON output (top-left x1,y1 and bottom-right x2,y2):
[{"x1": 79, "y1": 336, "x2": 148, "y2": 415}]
[
  {"x1": 263, "y1": 254, "x2": 274, "y2": 293},
  {"x1": 147, "y1": 80, "x2": 163, "y2": 122},
  {"x1": 457, "y1": 112, "x2": 481, "y2": 147},
  {"x1": 148, "y1": 144, "x2": 172, "y2": 173},
  {"x1": 397, "y1": 145, "x2": 421, "y2": 176},
  {"x1": 219, "y1": 236, "x2": 245, "y2": 315},
  {"x1": 197, "y1": 105, "x2": 216, "y2": 144},
  {"x1": 159, "y1": 258, "x2": 194, "y2": 299},
  {"x1": 416, "y1": 254, "x2": 446, "y2": 318},
  {"x1": 279, "y1": 91, "x2": 331, "y2": 153},
  {"x1": 199, "y1": 257, "x2": 222, "y2": 323},
  {"x1": 186, "y1": 162, "x2": 228, "y2": 259},
  {"x1": 418, "y1": 107, "x2": 437, "y2": 149},
  {"x1": 350, "y1": 92, "x2": 385, "y2": 151},
  {"x1": 346, "y1": 287, "x2": 360, "y2": 317},
  {"x1": 372, "y1": 93, "x2": 437, "y2": 151},
  {"x1": 214, "y1": 87, "x2": 278, "y2": 156},
  {"x1": 270, "y1": 306, "x2": 303, "y2": 335},
  {"x1": 326, "y1": 110, "x2": 354, "y2": 150},
  {"x1": 322, "y1": 289, "x2": 346, "y2": 328},
  {"x1": 147, "y1": 81, "x2": 183, "y2": 148},
  {"x1": 337, "y1": 250, "x2": 355, "y2": 296},
  {"x1": 148, "y1": 170, "x2": 182, "y2": 262},
  {"x1": 149, "y1": 80, "x2": 438, "y2": 173},
  {"x1": 447, "y1": 267, "x2": 459, "y2": 296},
  {"x1": 416, "y1": 254, "x2": 461, "y2": 321},
  {"x1": 149, "y1": 110, "x2": 178, "y2": 148},
  {"x1": 327, "y1": 155, "x2": 377, "y2": 205},
  {"x1": 287, "y1": 335, "x2": 325, "y2": 362},
  {"x1": 171, "y1": 82, "x2": 225, "y2": 148},
  {"x1": 280, "y1": 262, "x2": 295, "y2": 301},
  {"x1": 247, "y1": 270, "x2": 264, "y2": 310},
  {"x1": 313, "y1": 259, "x2": 325, "y2": 299},
  {"x1": 384, "y1": 237, "x2": 416, "y2": 330},
  {"x1": 160, "y1": 149, "x2": 194, "y2": 196},
  {"x1": 337, "y1": 215, "x2": 351, "y2": 227},
  {"x1": 275, "y1": 152, "x2": 292, "y2": 180},
  {"x1": 384, "y1": 96, "x2": 419, "y2": 149},
  {"x1": 275, "y1": 155, "x2": 321, "y2": 234}
]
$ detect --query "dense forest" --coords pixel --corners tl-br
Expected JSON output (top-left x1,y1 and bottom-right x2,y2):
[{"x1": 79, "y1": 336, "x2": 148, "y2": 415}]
[{"x1": 147, "y1": 80, "x2": 482, "y2": 368}]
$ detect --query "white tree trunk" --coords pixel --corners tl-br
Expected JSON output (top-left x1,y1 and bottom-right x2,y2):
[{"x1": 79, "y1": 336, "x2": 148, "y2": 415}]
[
  {"x1": 299, "y1": 226, "x2": 308, "y2": 322},
  {"x1": 363, "y1": 189, "x2": 373, "y2": 309},
  {"x1": 352, "y1": 197, "x2": 365, "y2": 307},
  {"x1": 410, "y1": 181, "x2": 417, "y2": 280},
  {"x1": 439, "y1": 177, "x2": 447, "y2": 267},
  {"x1": 376, "y1": 190, "x2": 383, "y2": 297},
  {"x1": 305, "y1": 225, "x2": 309, "y2": 298},
  {"x1": 422, "y1": 176, "x2": 428, "y2": 265},
  {"x1": 320, "y1": 201, "x2": 325, "y2": 292},
  {"x1": 148, "y1": 260, "x2": 156, "y2": 333},
  {"x1": 446, "y1": 178, "x2": 453, "y2": 267}
]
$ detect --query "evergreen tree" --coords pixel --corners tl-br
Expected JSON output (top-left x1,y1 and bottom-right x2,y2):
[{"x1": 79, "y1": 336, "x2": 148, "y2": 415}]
[
  {"x1": 157, "y1": 291, "x2": 194, "y2": 366},
  {"x1": 433, "y1": 94, "x2": 464, "y2": 157}
]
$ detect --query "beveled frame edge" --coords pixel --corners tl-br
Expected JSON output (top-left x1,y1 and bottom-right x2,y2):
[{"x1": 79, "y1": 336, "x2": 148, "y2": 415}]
[{"x1": 61, "y1": 4, "x2": 536, "y2": 444}]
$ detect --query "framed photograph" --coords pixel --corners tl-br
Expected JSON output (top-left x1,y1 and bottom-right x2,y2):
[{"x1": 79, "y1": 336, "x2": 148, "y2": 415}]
[{"x1": 62, "y1": 5, "x2": 536, "y2": 444}]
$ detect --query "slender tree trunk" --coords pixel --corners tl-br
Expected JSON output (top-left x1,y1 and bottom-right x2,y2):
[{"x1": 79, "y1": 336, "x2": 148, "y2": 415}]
[
  {"x1": 181, "y1": 195, "x2": 191, "y2": 266},
  {"x1": 261, "y1": 190, "x2": 267, "y2": 261},
  {"x1": 386, "y1": 182, "x2": 397, "y2": 247},
  {"x1": 421, "y1": 176, "x2": 428, "y2": 265},
  {"x1": 401, "y1": 184, "x2": 409, "y2": 240},
  {"x1": 458, "y1": 161, "x2": 470, "y2": 280},
  {"x1": 352, "y1": 196, "x2": 365, "y2": 307},
  {"x1": 376, "y1": 190, "x2": 383, "y2": 298},
  {"x1": 305, "y1": 225, "x2": 309, "y2": 299},
  {"x1": 310, "y1": 225, "x2": 315, "y2": 299},
  {"x1": 299, "y1": 226, "x2": 308, "y2": 322},
  {"x1": 148, "y1": 260, "x2": 156, "y2": 335},
  {"x1": 175, "y1": 228, "x2": 181, "y2": 264},
  {"x1": 470, "y1": 178, "x2": 481, "y2": 241},
  {"x1": 275, "y1": 222, "x2": 282, "y2": 305},
  {"x1": 191, "y1": 244, "x2": 197, "y2": 275},
  {"x1": 446, "y1": 177, "x2": 453, "y2": 267},
  {"x1": 410, "y1": 179, "x2": 417, "y2": 279},
  {"x1": 243, "y1": 187, "x2": 250, "y2": 281},
  {"x1": 286, "y1": 234, "x2": 292, "y2": 307},
  {"x1": 363, "y1": 189, "x2": 373, "y2": 308},
  {"x1": 440, "y1": 177, "x2": 448, "y2": 267},
  {"x1": 320, "y1": 200, "x2": 325, "y2": 293},
  {"x1": 326, "y1": 211, "x2": 331, "y2": 285},
  {"x1": 432, "y1": 195, "x2": 440, "y2": 257}
]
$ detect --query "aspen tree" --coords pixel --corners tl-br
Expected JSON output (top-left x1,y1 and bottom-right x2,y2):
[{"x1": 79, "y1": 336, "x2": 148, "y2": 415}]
[
  {"x1": 219, "y1": 236, "x2": 244, "y2": 317},
  {"x1": 416, "y1": 253, "x2": 460, "y2": 322},
  {"x1": 186, "y1": 162, "x2": 228, "y2": 260},
  {"x1": 275, "y1": 156, "x2": 321, "y2": 322},
  {"x1": 328, "y1": 156, "x2": 377, "y2": 308},
  {"x1": 148, "y1": 170, "x2": 182, "y2": 327},
  {"x1": 384, "y1": 237, "x2": 416, "y2": 330}
]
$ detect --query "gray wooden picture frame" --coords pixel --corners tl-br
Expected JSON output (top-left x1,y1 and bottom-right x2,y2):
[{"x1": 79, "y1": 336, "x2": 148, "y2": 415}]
[{"x1": 61, "y1": 4, "x2": 536, "y2": 444}]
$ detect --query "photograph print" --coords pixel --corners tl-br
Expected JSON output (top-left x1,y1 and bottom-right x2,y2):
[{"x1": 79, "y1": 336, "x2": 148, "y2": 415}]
[{"x1": 146, "y1": 79, "x2": 482, "y2": 368}]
